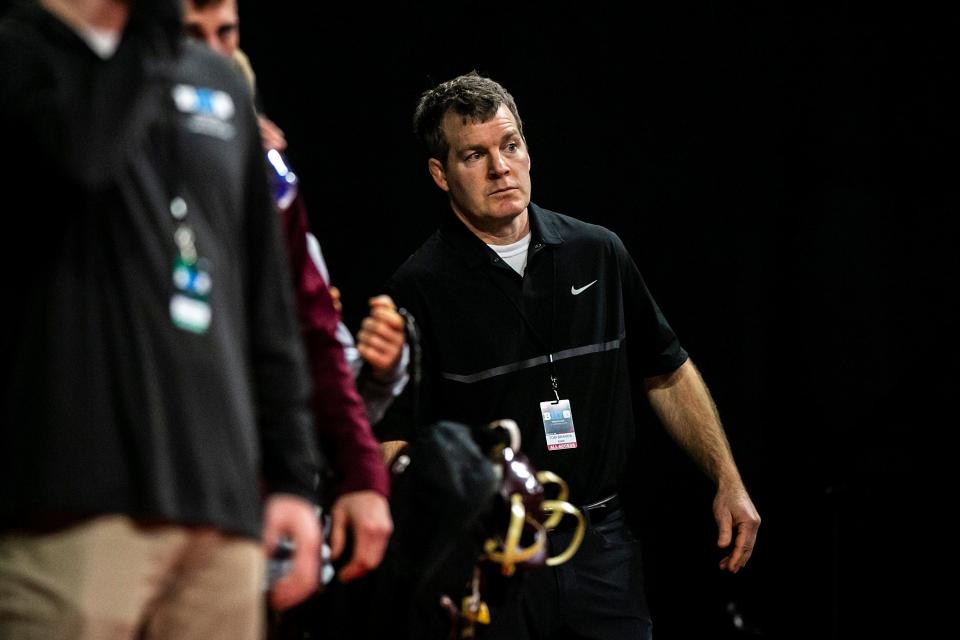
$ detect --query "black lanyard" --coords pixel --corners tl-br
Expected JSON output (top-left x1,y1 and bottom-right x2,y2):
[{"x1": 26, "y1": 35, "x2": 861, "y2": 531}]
[{"x1": 483, "y1": 242, "x2": 561, "y2": 402}]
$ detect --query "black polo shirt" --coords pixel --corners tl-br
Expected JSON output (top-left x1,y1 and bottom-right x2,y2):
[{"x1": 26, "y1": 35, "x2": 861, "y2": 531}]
[{"x1": 381, "y1": 203, "x2": 687, "y2": 504}]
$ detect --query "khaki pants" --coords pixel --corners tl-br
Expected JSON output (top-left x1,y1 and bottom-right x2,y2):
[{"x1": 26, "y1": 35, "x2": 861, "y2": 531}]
[{"x1": 0, "y1": 515, "x2": 264, "y2": 640}]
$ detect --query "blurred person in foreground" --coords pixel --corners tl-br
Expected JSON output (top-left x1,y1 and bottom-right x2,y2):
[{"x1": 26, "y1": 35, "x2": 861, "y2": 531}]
[
  {"x1": 182, "y1": 0, "x2": 404, "y2": 586},
  {"x1": 0, "y1": 0, "x2": 322, "y2": 637}
]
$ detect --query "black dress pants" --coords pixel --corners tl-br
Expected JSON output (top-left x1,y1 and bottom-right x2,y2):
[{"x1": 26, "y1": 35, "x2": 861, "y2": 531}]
[{"x1": 480, "y1": 506, "x2": 653, "y2": 640}]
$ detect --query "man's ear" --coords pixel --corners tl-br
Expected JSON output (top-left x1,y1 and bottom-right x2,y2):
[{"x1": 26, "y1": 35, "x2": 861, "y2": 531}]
[{"x1": 428, "y1": 158, "x2": 449, "y2": 192}]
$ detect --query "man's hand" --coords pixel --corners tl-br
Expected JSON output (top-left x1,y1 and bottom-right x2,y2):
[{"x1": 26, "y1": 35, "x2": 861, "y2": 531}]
[
  {"x1": 329, "y1": 285, "x2": 343, "y2": 314},
  {"x1": 356, "y1": 295, "x2": 405, "y2": 376},
  {"x1": 262, "y1": 494, "x2": 321, "y2": 610},
  {"x1": 328, "y1": 490, "x2": 393, "y2": 583},
  {"x1": 714, "y1": 482, "x2": 761, "y2": 573}
]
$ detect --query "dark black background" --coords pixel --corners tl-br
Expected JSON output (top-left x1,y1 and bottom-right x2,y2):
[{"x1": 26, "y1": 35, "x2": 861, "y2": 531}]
[
  {"x1": 5, "y1": 1, "x2": 954, "y2": 637},
  {"x1": 235, "y1": 3, "x2": 953, "y2": 638}
]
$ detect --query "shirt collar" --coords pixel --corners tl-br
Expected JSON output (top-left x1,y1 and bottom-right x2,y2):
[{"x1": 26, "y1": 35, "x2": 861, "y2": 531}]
[{"x1": 439, "y1": 202, "x2": 564, "y2": 269}]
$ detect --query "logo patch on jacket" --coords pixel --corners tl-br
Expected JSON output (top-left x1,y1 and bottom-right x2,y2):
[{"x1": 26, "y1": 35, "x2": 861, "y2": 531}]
[{"x1": 172, "y1": 84, "x2": 236, "y2": 140}]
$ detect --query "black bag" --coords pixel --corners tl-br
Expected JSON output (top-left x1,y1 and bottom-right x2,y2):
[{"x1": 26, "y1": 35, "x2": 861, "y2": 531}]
[
  {"x1": 268, "y1": 313, "x2": 584, "y2": 640},
  {"x1": 268, "y1": 418, "x2": 503, "y2": 640},
  {"x1": 357, "y1": 419, "x2": 504, "y2": 639}
]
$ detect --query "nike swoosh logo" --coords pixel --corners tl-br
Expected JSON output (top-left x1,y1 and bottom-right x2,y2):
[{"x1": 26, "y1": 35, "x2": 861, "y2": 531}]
[{"x1": 571, "y1": 280, "x2": 598, "y2": 295}]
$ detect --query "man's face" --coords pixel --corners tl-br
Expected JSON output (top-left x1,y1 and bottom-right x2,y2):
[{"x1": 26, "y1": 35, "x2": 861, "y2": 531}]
[
  {"x1": 429, "y1": 104, "x2": 532, "y2": 233},
  {"x1": 183, "y1": 0, "x2": 239, "y2": 58}
]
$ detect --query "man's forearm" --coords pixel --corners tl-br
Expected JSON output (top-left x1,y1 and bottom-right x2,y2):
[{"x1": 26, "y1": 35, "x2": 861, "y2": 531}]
[{"x1": 644, "y1": 359, "x2": 743, "y2": 487}]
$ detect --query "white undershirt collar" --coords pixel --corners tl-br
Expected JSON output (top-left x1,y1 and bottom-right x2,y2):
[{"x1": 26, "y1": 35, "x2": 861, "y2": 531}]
[
  {"x1": 487, "y1": 232, "x2": 532, "y2": 276},
  {"x1": 76, "y1": 24, "x2": 121, "y2": 59}
]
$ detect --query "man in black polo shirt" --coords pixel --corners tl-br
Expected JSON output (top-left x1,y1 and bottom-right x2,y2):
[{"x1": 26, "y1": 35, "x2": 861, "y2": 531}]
[{"x1": 379, "y1": 71, "x2": 761, "y2": 639}]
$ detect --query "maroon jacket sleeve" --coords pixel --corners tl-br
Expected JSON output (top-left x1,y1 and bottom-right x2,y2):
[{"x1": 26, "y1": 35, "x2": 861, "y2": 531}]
[{"x1": 278, "y1": 192, "x2": 390, "y2": 498}]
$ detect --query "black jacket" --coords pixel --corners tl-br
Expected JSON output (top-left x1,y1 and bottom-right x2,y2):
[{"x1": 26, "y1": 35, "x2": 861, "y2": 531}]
[{"x1": 0, "y1": 2, "x2": 318, "y2": 538}]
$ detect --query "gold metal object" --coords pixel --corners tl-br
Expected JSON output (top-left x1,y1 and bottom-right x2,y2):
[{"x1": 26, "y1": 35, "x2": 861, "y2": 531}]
[
  {"x1": 483, "y1": 494, "x2": 547, "y2": 575},
  {"x1": 535, "y1": 470, "x2": 569, "y2": 529},
  {"x1": 540, "y1": 499, "x2": 586, "y2": 566}
]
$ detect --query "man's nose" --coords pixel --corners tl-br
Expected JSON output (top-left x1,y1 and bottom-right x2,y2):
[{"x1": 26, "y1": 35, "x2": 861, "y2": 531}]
[
  {"x1": 208, "y1": 35, "x2": 229, "y2": 57},
  {"x1": 488, "y1": 152, "x2": 510, "y2": 176}
]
